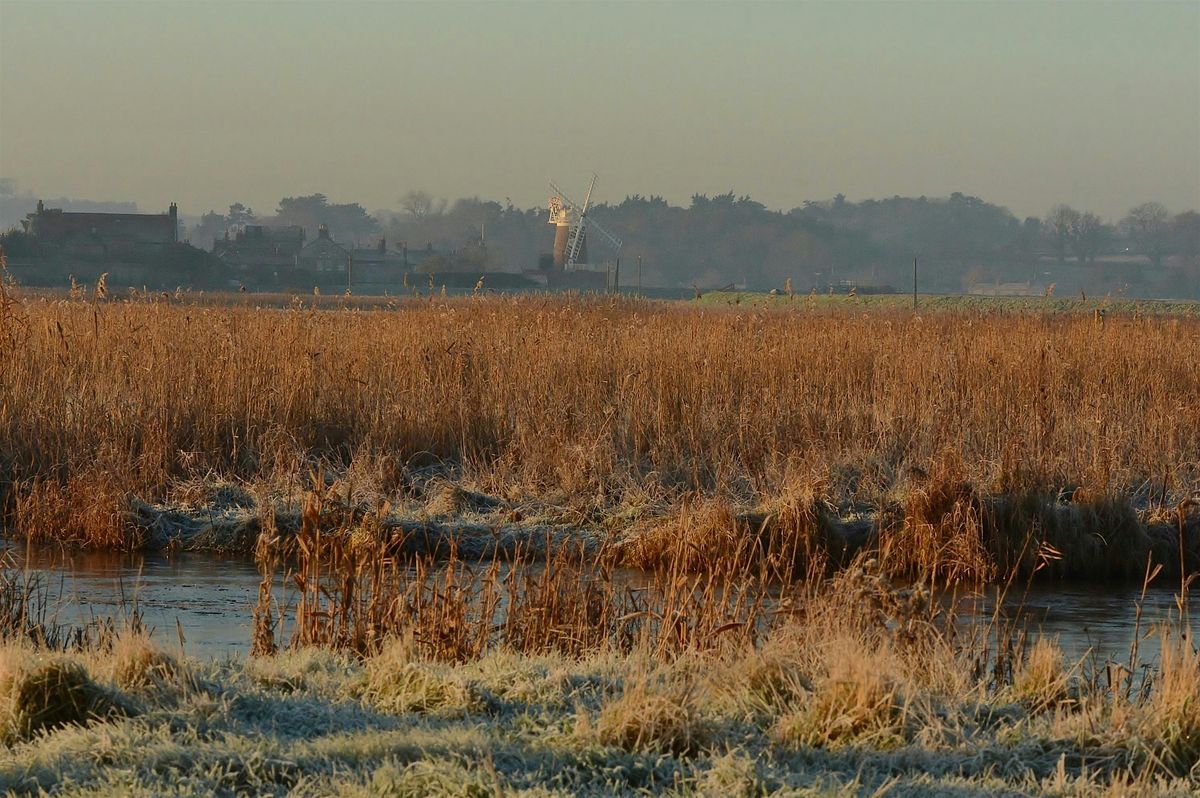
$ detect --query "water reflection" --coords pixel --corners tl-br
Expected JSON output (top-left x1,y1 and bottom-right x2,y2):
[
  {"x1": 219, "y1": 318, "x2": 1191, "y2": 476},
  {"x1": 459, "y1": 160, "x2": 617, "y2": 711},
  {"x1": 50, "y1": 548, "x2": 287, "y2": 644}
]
[
  {"x1": 952, "y1": 581, "x2": 1197, "y2": 666},
  {"x1": 4, "y1": 543, "x2": 1196, "y2": 663},
  {"x1": 6, "y1": 545, "x2": 266, "y2": 657}
]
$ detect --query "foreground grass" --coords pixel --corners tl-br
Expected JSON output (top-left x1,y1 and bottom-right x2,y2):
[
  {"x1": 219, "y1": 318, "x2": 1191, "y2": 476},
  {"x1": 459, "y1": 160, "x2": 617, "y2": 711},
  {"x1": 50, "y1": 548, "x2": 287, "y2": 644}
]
[{"x1": 1, "y1": 611, "x2": 1197, "y2": 798}]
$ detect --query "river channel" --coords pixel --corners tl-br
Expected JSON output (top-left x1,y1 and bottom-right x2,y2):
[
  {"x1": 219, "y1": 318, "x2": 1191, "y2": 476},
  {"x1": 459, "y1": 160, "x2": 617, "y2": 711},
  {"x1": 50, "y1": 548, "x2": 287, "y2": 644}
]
[{"x1": 5, "y1": 545, "x2": 1196, "y2": 664}]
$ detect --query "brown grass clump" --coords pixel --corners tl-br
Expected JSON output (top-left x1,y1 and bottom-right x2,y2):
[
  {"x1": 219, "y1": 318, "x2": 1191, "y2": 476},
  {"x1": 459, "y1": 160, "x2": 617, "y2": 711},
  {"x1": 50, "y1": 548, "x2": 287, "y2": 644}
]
[
  {"x1": 106, "y1": 633, "x2": 190, "y2": 696},
  {"x1": 594, "y1": 680, "x2": 710, "y2": 755},
  {"x1": 773, "y1": 639, "x2": 909, "y2": 750},
  {"x1": 362, "y1": 639, "x2": 486, "y2": 716},
  {"x1": 618, "y1": 499, "x2": 742, "y2": 573},
  {"x1": 709, "y1": 651, "x2": 812, "y2": 718},
  {"x1": 1136, "y1": 632, "x2": 1200, "y2": 776},
  {"x1": 11, "y1": 470, "x2": 135, "y2": 550},
  {"x1": 423, "y1": 483, "x2": 472, "y2": 518},
  {"x1": 1008, "y1": 638, "x2": 1074, "y2": 713},
  {"x1": 0, "y1": 650, "x2": 133, "y2": 742},
  {"x1": 878, "y1": 463, "x2": 992, "y2": 583},
  {"x1": 620, "y1": 492, "x2": 838, "y2": 579},
  {"x1": 262, "y1": 496, "x2": 774, "y2": 659}
]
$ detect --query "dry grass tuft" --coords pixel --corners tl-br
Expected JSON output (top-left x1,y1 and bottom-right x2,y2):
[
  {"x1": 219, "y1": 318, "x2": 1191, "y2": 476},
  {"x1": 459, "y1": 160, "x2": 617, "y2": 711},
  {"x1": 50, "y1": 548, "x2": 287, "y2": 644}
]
[
  {"x1": 362, "y1": 639, "x2": 486, "y2": 716},
  {"x1": 773, "y1": 639, "x2": 909, "y2": 750},
  {"x1": 619, "y1": 491, "x2": 837, "y2": 579},
  {"x1": 12, "y1": 471, "x2": 136, "y2": 550},
  {"x1": 106, "y1": 633, "x2": 190, "y2": 696},
  {"x1": 1136, "y1": 632, "x2": 1200, "y2": 776},
  {"x1": 879, "y1": 463, "x2": 991, "y2": 583},
  {"x1": 422, "y1": 482, "x2": 473, "y2": 518},
  {"x1": 0, "y1": 650, "x2": 133, "y2": 742},
  {"x1": 1009, "y1": 638, "x2": 1074, "y2": 713},
  {"x1": 593, "y1": 679, "x2": 710, "y2": 755}
]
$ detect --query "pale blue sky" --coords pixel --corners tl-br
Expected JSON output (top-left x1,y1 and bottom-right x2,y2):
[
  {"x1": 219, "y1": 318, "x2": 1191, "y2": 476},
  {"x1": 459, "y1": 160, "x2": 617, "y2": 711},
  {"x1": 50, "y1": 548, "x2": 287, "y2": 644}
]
[{"x1": 1, "y1": 0, "x2": 1197, "y2": 220}]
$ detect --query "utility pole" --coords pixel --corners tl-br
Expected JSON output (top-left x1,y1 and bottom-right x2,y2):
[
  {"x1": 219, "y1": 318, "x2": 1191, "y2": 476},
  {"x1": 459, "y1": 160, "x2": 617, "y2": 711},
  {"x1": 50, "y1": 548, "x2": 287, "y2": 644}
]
[
  {"x1": 613, "y1": 257, "x2": 620, "y2": 295},
  {"x1": 912, "y1": 256, "x2": 918, "y2": 310},
  {"x1": 347, "y1": 254, "x2": 353, "y2": 294},
  {"x1": 637, "y1": 255, "x2": 642, "y2": 297}
]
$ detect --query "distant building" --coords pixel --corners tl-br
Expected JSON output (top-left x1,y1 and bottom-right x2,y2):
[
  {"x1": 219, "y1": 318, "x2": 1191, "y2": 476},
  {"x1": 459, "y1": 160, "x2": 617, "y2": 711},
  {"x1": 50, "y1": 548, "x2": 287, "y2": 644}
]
[
  {"x1": 22, "y1": 199, "x2": 178, "y2": 259},
  {"x1": 349, "y1": 238, "x2": 406, "y2": 283},
  {"x1": 403, "y1": 242, "x2": 447, "y2": 271},
  {"x1": 298, "y1": 225, "x2": 351, "y2": 274},
  {"x1": 211, "y1": 224, "x2": 414, "y2": 287},
  {"x1": 213, "y1": 225, "x2": 306, "y2": 273}
]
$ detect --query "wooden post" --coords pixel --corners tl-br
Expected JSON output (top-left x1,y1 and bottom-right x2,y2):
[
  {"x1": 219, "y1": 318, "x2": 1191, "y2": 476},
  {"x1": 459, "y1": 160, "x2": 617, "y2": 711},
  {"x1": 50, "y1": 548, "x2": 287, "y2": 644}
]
[
  {"x1": 637, "y1": 255, "x2": 642, "y2": 297},
  {"x1": 613, "y1": 257, "x2": 620, "y2": 294},
  {"x1": 912, "y1": 256, "x2": 917, "y2": 310}
]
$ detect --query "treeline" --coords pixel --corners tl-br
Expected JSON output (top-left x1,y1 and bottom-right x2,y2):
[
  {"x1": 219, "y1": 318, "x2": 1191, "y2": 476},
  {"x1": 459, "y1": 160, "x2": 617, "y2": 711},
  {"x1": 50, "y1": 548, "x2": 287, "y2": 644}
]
[
  {"x1": 5, "y1": 174, "x2": 1197, "y2": 294},
  {"x1": 0, "y1": 179, "x2": 138, "y2": 231},
  {"x1": 183, "y1": 190, "x2": 1198, "y2": 293}
]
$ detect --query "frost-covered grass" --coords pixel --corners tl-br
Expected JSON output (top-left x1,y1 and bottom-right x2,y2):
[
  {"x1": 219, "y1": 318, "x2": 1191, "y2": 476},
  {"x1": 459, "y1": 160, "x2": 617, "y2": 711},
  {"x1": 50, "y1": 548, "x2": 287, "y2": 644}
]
[{"x1": 2, "y1": 620, "x2": 1198, "y2": 798}]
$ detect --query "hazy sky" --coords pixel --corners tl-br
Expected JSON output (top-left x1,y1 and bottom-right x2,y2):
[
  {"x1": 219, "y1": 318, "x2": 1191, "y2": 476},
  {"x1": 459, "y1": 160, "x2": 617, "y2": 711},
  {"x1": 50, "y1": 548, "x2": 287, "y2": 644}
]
[{"x1": 1, "y1": 0, "x2": 1197, "y2": 221}]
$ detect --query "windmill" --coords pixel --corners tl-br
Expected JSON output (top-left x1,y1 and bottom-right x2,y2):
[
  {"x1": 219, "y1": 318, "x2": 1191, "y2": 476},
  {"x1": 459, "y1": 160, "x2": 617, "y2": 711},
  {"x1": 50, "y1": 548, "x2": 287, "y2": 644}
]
[{"x1": 548, "y1": 175, "x2": 623, "y2": 270}]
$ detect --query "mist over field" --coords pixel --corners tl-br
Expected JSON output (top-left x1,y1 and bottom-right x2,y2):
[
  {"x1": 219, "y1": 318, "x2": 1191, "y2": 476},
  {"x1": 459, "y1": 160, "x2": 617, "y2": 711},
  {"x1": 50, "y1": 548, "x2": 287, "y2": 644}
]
[{"x1": 1, "y1": 1, "x2": 1197, "y2": 297}]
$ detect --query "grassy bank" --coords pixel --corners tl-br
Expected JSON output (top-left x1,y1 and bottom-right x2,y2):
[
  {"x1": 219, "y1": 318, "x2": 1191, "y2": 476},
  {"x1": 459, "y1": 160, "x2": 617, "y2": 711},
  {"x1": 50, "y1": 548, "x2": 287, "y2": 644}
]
[
  {"x1": 0, "y1": 290, "x2": 1197, "y2": 581},
  {"x1": 1, "y1": 568, "x2": 1197, "y2": 796}
]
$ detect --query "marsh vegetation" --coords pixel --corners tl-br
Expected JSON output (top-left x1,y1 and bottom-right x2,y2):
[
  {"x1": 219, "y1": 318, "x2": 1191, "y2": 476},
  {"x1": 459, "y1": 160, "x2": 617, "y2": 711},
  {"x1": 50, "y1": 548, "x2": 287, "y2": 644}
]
[
  {"x1": 0, "y1": 566, "x2": 1198, "y2": 796},
  {"x1": 0, "y1": 290, "x2": 1197, "y2": 577},
  {"x1": 0, "y1": 288, "x2": 1197, "y2": 794}
]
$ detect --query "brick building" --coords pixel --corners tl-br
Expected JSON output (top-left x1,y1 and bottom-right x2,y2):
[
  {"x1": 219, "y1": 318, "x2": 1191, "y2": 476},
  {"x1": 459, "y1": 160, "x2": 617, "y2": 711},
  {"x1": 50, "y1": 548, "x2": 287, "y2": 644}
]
[
  {"x1": 22, "y1": 200, "x2": 178, "y2": 259},
  {"x1": 213, "y1": 225, "x2": 306, "y2": 273}
]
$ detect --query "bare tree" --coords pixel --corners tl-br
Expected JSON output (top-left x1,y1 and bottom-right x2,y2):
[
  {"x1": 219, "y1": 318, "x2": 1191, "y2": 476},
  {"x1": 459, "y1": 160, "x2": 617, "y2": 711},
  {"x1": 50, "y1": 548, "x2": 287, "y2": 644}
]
[
  {"x1": 1069, "y1": 211, "x2": 1105, "y2": 264},
  {"x1": 1045, "y1": 204, "x2": 1080, "y2": 264},
  {"x1": 400, "y1": 190, "x2": 435, "y2": 221},
  {"x1": 1122, "y1": 202, "x2": 1171, "y2": 267}
]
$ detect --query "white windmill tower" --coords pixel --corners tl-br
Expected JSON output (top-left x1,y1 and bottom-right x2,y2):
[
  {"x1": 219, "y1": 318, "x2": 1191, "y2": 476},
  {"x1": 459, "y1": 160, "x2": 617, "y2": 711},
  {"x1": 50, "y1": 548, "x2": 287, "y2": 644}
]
[{"x1": 548, "y1": 175, "x2": 623, "y2": 271}]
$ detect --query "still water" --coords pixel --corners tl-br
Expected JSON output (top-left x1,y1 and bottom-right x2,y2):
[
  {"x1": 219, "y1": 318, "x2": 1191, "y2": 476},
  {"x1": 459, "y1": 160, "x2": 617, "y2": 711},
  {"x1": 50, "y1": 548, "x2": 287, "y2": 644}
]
[{"x1": 6, "y1": 545, "x2": 1197, "y2": 663}]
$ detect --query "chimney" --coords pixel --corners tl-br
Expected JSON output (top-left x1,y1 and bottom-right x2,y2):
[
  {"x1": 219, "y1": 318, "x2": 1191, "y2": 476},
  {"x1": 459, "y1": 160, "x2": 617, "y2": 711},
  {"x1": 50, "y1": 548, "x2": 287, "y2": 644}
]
[
  {"x1": 37, "y1": 199, "x2": 44, "y2": 213},
  {"x1": 169, "y1": 202, "x2": 178, "y2": 243},
  {"x1": 317, "y1": 224, "x2": 330, "y2": 239}
]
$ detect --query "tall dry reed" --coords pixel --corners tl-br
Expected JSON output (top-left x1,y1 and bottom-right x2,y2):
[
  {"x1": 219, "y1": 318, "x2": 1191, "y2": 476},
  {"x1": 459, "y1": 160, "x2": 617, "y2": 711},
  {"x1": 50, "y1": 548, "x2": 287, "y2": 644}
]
[{"x1": 0, "y1": 292, "x2": 1196, "y2": 576}]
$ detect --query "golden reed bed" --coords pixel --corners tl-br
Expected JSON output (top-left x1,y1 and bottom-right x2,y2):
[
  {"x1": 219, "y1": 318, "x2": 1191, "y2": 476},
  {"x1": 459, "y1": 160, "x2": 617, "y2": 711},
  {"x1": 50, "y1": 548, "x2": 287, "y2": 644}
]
[{"x1": 0, "y1": 290, "x2": 1197, "y2": 581}]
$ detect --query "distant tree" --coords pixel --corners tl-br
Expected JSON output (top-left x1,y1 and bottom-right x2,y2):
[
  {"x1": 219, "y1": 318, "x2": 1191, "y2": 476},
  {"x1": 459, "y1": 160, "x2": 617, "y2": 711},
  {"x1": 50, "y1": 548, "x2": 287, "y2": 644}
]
[
  {"x1": 277, "y1": 194, "x2": 379, "y2": 241},
  {"x1": 227, "y1": 202, "x2": 256, "y2": 227},
  {"x1": 400, "y1": 190, "x2": 436, "y2": 221},
  {"x1": 1122, "y1": 202, "x2": 1171, "y2": 267},
  {"x1": 1045, "y1": 205, "x2": 1081, "y2": 264},
  {"x1": 1069, "y1": 212, "x2": 1105, "y2": 264},
  {"x1": 1170, "y1": 210, "x2": 1200, "y2": 260},
  {"x1": 190, "y1": 210, "x2": 228, "y2": 248},
  {"x1": 0, "y1": 228, "x2": 36, "y2": 257},
  {"x1": 330, "y1": 202, "x2": 380, "y2": 242},
  {"x1": 1018, "y1": 216, "x2": 1042, "y2": 257},
  {"x1": 276, "y1": 194, "x2": 329, "y2": 233}
]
